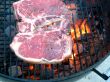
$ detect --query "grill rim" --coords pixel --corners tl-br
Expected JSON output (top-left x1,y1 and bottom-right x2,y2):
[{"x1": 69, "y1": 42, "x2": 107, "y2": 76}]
[
  {"x1": 0, "y1": 0, "x2": 109, "y2": 81},
  {"x1": 0, "y1": 53, "x2": 109, "y2": 82}
]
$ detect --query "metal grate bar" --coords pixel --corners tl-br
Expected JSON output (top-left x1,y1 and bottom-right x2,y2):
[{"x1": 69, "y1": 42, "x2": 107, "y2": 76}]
[
  {"x1": 34, "y1": 64, "x2": 37, "y2": 80},
  {"x1": 39, "y1": 64, "x2": 43, "y2": 80},
  {"x1": 9, "y1": 0, "x2": 12, "y2": 77},
  {"x1": 51, "y1": 64, "x2": 54, "y2": 79},
  {"x1": 75, "y1": 0, "x2": 88, "y2": 69},
  {"x1": 87, "y1": 0, "x2": 103, "y2": 62},
  {"x1": 57, "y1": 64, "x2": 60, "y2": 78},
  {"x1": 72, "y1": 17, "x2": 83, "y2": 72},
  {"x1": 96, "y1": 0, "x2": 108, "y2": 57},
  {"x1": 83, "y1": 3, "x2": 97, "y2": 64},
  {"x1": 21, "y1": 61, "x2": 24, "y2": 79},
  {"x1": 78, "y1": 0, "x2": 94, "y2": 66},
  {"x1": 72, "y1": 50, "x2": 77, "y2": 73},
  {"x1": 3, "y1": 0, "x2": 7, "y2": 74},
  {"x1": 0, "y1": 0, "x2": 109, "y2": 81}
]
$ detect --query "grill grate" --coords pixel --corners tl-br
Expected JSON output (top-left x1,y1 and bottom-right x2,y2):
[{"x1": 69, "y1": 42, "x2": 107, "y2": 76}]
[{"x1": 0, "y1": 0, "x2": 109, "y2": 81}]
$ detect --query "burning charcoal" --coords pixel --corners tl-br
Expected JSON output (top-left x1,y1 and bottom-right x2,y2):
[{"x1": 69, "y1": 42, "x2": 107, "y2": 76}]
[
  {"x1": 8, "y1": 65, "x2": 22, "y2": 77},
  {"x1": 26, "y1": 75, "x2": 36, "y2": 80},
  {"x1": 75, "y1": 60, "x2": 81, "y2": 72},
  {"x1": 29, "y1": 75, "x2": 35, "y2": 80},
  {"x1": 73, "y1": 43, "x2": 83, "y2": 55},
  {"x1": 25, "y1": 75, "x2": 35, "y2": 80},
  {"x1": 81, "y1": 58, "x2": 87, "y2": 69},
  {"x1": 86, "y1": 56, "x2": 92, "y2": 66},
  {"x1": 29, "y1": 65, "x2": 34, "y2": 71},
  {"x1": 71, "y1": 19, "x2": 91, "y2": 40},
  {"x1": 69, "y1": 60, "x2": 74, "y2": 68},
  {"x1": 45, "y1": 69, "x2": 53, "y2": 79},
  {"x1": 36, "y1": 64, "x2": 53, "y2": 79},
  {"x1": 65, "y1": 3, "x2": 77, "y2": 23},
  {"x1": 90, "y1": 42, "x2": 95, "y2": 55},
  {"x1": 54, "y1": 69, "x2": 58, "y2": 76},
  {"x1": 36, "y1": 77, "x2": 40, "y2": 80}
]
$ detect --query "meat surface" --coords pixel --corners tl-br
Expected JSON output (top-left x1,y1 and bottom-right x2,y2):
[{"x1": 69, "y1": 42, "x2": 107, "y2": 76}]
[{"x1": 10, "y1": 0, "x2": 73, "y2": 63}]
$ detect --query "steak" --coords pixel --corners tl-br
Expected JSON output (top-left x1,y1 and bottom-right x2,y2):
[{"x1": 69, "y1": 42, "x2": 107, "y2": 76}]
[{"x1": 10, "y1": 0, "x2": 73, "y2": 63}]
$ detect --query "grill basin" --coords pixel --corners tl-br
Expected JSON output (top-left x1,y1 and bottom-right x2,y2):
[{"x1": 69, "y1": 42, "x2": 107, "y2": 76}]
[{"x1": 0, "y1": 0, "x2": 109, "y2": 81}]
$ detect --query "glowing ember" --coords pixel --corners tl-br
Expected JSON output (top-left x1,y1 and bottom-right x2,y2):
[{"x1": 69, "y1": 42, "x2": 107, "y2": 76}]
[
  {"x1": 30, "y1": 75, "x2": 35, "y2": 80},
  {"x1": 46, "y1": 64, "x2": 51, "y2": 70},
  {"x1": 73, "y1": 43, "x2": 83, "y2": 55},
  {"x1": 29, "y1": 65, "x2": 34, "y2": 70},
  {"x1": 69, "y1": 19, "x2": 91, "y2": 59},
  {"x1": 66, "y1": 3, "x2": 76, "y2": 10},
  {"x1": 70, "y1": 53, "x2": 76, "y2": 60}
]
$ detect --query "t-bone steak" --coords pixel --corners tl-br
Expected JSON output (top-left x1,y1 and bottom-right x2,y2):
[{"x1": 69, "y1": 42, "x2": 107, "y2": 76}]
[{"x1": 10, "y1": 0, "x2": 73, "y2": 63}]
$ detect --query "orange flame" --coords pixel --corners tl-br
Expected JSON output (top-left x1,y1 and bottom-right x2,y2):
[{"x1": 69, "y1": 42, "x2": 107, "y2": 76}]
[
  {"x1": 66, "y1": 3, "x2": 76, "y2": 10},
  {"x1": 46, "y1": 64, "x2": 51, "y2": 70},
  {"x1": 71, "y1": 19, "x2": 91, "y2": 40},
  {"x1": 70, "y1": 19, "x2": 91, "y2": 60},
  {"x1": 29, "y1": 65, "x2": 34, "y2": 70},
  {"x1": 70, "y1": 53, "x2": 76, "y2": 60}
]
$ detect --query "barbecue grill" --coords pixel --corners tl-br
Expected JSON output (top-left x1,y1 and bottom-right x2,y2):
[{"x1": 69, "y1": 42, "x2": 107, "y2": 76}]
[{"x1": 0, "y1": 0, "x2": 110, "y2": 82}]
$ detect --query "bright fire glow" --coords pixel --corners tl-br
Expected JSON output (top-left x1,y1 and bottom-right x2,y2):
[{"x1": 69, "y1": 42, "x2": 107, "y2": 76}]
[
  {"x1": 47, "y1": 64, "x2": 51, "y2": 70},
  {"x1": 70, "y1": 19, "x2": 91, "y2": 60},
  {"x1": 71, "y1": 53, "x2": 76, "y2": 59},
  {"x1": 29, "y1": 65, "x2": 34, "y2": 70},
  {"x1": 71, "y1": 19, "x2": 91, "y2": 40},
  {"x1": 66, "y1": 3, "x2": 76, "y2": 10}
]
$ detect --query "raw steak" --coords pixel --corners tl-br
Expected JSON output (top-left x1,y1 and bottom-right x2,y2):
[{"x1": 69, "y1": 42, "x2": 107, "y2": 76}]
[
  {"x1": 10, "y1": 31, "x2": 72, "y2": 63},
  {"x1": 10, "y1": 0, "x2": 73, "y2": 63}
]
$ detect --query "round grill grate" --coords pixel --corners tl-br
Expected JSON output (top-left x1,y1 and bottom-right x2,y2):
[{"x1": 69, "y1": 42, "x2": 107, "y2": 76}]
[{"x1": 0, "y1": 0, "x2": 109, "y2": 81}]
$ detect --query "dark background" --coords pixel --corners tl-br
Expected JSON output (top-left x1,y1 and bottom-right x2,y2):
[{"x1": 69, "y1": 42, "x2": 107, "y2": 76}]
[{"x1": 101, "y1": 0, "x2": 110, "y2": 42}]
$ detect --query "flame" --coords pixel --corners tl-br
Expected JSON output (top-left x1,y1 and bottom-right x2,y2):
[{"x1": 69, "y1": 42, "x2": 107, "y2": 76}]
[
  {"x1": 71, "y1": 19, "x2": 91, "y2": 40},
  {"x1": 66, "y1": 3, "x2": 76, "y2": 10},
  {"x1": 70, "y1": 19, "x2": 91, "y2": 61},
  {"x1": 29, "y1": 65, "x2": 34, "y2": 70},
  {"x1": 46, "y1": 64, "x2": 51, "y2": 70},
  {"x1": 71, "y1": 53, "x2": 76, "y2": 59},
  {"x1": 30, "y1": 75, "x2": 35, "y2": 80}
]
